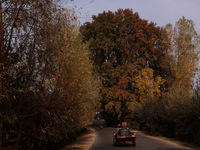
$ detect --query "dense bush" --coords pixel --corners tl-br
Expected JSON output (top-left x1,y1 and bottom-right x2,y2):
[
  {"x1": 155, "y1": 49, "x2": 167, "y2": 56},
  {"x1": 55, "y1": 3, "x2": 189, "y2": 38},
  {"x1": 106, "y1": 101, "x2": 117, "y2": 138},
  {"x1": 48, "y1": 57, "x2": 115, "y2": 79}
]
[{"x1": 0, "y1": 1, "x2": 100, "y2": 149}]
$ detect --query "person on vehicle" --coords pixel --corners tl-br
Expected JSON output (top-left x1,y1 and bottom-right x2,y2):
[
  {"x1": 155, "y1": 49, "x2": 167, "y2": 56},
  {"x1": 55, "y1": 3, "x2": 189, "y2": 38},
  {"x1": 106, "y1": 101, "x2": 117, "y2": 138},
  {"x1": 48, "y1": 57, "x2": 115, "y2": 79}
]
[{"x1": 118, "y1": 122, "x2": 131, "y2": 136}]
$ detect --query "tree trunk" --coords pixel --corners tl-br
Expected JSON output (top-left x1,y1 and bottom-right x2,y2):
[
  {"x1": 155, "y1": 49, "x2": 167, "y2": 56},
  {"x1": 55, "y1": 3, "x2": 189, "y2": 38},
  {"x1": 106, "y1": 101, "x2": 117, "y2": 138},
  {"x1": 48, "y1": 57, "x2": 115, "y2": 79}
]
[{"x1": 0, "y1": 1, "x2": 4, "y2": 149}]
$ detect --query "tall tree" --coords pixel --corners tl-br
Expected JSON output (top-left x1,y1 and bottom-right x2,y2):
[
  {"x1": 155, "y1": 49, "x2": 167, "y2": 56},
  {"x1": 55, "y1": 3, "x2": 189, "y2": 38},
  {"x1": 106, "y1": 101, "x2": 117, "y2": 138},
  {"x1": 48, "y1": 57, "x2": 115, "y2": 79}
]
[
  {"x1": 165, "y1": 17, "x2": 200, "y2": 98},
  {"x1": 0, "y1": 1, "x2": 64, "y2": 148},
  {"x1": 80, "y1": 9, "x2": 168, "y2": 124},
  {"x1": 0, "y1": 1, "x2": 100, "y2": 149},
  {"x1": 0, "y1": 1, "x2": 4, "y2": 149}
]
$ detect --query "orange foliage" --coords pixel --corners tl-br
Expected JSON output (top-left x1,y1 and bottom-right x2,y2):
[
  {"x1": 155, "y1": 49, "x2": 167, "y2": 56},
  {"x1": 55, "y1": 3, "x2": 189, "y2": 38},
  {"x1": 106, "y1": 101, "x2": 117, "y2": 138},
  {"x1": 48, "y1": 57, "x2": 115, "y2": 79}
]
[{"x1": 80, "y1": 9, "x2": 168, "y2": 121}]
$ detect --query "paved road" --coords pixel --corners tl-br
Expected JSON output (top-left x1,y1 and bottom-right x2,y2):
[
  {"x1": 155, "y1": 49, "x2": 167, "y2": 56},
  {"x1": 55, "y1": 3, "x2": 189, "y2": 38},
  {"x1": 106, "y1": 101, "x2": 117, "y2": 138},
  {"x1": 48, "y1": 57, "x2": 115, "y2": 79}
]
[{"x1": 90, "y1": 127, "x2": 194, "y2": 150}]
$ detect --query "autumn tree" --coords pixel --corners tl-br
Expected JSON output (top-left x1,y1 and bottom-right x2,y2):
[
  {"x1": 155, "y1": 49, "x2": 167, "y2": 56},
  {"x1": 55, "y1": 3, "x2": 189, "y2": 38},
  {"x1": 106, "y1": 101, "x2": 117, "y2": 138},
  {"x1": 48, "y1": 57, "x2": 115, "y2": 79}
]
[
  {"x1": 133, "y1": 17, "x2": 200, "y2": 136},
  {"x1": 164, "y1": 17, "x2": 200, "y2": 98},
  {"x1": 0, "y1": 0, "x2": 100, "y2": 149},
  {"x1": 80, "y1": 9, "x2": 168, "y2": 125},
  {"x1": 132, "y1": 67, "x2": 169, "y2": 131},
  {"x1": 0, "y1": 1, "x2": 63, "y2": 148},
  {"x1": 0, "y1": 1, "x2": 4, "y2": 149},
  {"x1": 161, "y1": 17, "x2": 200, "y2": 144},
  {"x1": 135, "y1": 67, "x2": 165, "y2": 103}
]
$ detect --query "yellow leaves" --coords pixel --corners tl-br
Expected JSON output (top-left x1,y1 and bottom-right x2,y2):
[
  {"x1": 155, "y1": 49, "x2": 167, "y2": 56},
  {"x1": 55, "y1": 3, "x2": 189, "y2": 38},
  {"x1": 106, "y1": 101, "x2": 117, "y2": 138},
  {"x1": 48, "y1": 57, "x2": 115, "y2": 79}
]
[
  {"x1": 105, "y1": 101, "x2": 121, "y2": 116},
  {"x1": 135, "y1": 67, "x2": 165, "y2": 103},
  {"x1": 105, "y1": 101, "x2": 114, "y2": 113},
  {"x1": 164, "y1": 17, "x2": 200, "y2": 98},
  {"x1": 52, "y1": 8, "x2": 101, "y2": 130},
  {"x1": 127, "y1": 101, "x2": 137, "y2": 111},
  {"x1": 42, "y1": 77, "x2": 56, "y2": 90}
]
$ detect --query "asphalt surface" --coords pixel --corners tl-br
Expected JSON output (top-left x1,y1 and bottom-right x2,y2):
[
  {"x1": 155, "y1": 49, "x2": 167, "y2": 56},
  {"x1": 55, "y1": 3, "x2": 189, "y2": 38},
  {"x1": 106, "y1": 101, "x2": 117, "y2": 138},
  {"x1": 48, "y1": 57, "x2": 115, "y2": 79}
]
[{"x1": 90, "y1": 127, "x2": 194, "y2": 150}]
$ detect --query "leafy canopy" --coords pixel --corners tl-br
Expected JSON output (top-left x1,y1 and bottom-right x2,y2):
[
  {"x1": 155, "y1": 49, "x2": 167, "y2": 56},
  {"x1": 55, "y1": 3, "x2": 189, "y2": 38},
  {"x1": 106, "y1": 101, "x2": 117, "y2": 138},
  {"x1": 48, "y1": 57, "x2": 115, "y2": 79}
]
[{"x1": 80, "y1": 9, "x2": 168, "y2": 123}]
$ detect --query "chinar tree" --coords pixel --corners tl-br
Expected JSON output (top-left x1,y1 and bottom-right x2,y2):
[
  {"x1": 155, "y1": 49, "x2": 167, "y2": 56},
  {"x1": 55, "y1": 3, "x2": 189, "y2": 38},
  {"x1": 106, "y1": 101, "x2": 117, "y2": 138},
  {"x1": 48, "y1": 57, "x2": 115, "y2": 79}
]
[{"x1": 80, "y1": 9, "x2": 168, "y2": 125}]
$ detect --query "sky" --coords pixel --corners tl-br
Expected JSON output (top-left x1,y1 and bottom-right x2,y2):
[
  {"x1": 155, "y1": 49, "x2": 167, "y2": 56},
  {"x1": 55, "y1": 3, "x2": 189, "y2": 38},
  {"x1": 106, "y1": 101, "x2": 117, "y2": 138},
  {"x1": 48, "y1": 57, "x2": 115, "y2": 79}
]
[{"x1": 68, "y1": 0, "x2": 200, "y2": 34}]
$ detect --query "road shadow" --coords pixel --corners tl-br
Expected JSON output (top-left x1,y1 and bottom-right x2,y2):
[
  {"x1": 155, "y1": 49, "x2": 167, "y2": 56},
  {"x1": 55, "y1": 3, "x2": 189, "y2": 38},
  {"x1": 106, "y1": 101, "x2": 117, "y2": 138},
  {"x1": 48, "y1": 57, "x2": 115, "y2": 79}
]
[
  {"x1": 158, "y1": 148, "x2": 189, "y2": 150},
  {"x1": 113, "y1": 141, "x2": 134, "y2": 147}
]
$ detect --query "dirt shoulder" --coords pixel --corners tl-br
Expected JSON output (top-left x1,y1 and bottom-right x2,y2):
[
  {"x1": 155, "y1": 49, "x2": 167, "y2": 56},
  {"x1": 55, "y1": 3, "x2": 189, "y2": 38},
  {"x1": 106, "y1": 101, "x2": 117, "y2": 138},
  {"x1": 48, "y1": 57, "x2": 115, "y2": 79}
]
[{"x1": 61, "y1": 128, "x2": 95, "y2": 150}]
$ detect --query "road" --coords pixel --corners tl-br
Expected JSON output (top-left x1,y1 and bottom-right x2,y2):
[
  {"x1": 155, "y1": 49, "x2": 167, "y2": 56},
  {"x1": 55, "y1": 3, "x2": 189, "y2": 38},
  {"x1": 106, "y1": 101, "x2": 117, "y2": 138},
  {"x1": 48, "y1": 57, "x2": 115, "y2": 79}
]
[{"x1": 90, "y1": 127, "x2": 194, "y2": 150}]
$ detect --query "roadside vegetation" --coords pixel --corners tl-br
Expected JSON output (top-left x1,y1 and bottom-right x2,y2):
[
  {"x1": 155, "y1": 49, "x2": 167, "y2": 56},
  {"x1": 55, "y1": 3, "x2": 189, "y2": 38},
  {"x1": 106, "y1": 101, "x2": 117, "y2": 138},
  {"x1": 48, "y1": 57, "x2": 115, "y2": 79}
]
[
  {"x1": 80, "y1": 9, "x2": 200, "y2": 145},
  {"x1": 0, "y1": 0, "x2": 100, "y2": 149},
  {"x1": 0, "y1": 0, "x2": 200, "y2": 149}
]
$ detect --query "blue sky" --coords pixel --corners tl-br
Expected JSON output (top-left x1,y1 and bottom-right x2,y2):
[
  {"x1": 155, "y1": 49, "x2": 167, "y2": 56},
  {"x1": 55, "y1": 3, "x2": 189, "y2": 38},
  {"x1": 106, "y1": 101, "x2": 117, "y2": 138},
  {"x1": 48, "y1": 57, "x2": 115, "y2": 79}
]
[{"x1": 68, "y1": 0, "x2": 200, "y2": 34}]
